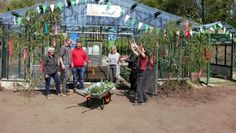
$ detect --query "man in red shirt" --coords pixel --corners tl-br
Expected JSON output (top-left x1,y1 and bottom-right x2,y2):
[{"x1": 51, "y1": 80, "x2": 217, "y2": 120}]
[{"x1": 72, "y1": 40, "x2": 91, "y2": 90}]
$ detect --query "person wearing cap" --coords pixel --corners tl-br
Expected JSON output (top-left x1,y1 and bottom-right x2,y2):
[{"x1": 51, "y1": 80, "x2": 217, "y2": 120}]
[
  {"x1": 108, "y1": 46, "x2": 120, "y2": 83},
  {"x1": 59, "y1": 36, "x2": 72, "y2": 95},
  {"x1": 71, "y1": 40, "x2": 91, "y2": 90},
  {"x1": 43, "y1": 47, "x2": 65, "y2": 100}
]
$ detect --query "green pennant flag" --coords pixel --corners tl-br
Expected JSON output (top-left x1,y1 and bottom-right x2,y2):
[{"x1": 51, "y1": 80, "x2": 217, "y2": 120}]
[
  {"x1": 156, "y1": 28, "x2": 160, "y2": 33},
  {"x1": 213, "y1": 25, "x2": 217, "y2": 30},
  {"x1": 57, "y1": 2, "x2": 62, "y2": 11},
  {"x1": 43, "y1": 23, "x2": 48, "y2": 34},
  {"x1": 17, "y1": 17, "x2": 22, "y2": 25},
  {"x1": 42, "y1": 5, "x2": 47, "y2": 13},
  {"x1": 145, "y1": 25, "x2": 150, "y2": 32},
  {"x1": 131, "y1": 19, "x2": 136, "y2": 25},
  {"x1": 107, "y1": 2, "x2": 112, "y2": 10},
  {"x1": 120, "y1": 8, "x2": 125, "y2": 15},
  {"x1": 71, "y1": 0, "x2": 76, "y2": 6}
]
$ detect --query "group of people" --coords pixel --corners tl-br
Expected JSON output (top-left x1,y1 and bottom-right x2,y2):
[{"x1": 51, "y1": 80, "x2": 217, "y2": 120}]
[
  {"x1": 107, "y1": 38, "x2": 155, "y2": 104},
  {"x1": 43, "y1": 37, "x2": 90, "y2": 100},
  {"x1": 43, "y1": 36, "x2": 155, "y2": 103}
]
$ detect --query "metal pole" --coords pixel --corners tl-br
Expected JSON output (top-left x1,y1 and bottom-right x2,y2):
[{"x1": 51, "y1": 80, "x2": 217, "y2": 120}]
[
  {"x1": 206, "y1": 33, "x2": 211, "y2": 85},
  {"x1": 230, "y1": 34, "x2": 234, "y2": 80}
]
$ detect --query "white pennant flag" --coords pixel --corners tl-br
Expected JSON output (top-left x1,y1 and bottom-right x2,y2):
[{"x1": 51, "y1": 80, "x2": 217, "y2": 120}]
[
  {"x1": 13, "y1": 17, "x2": 16, "y2": 25},
  {"x1": 138, "y1": 22, "x2": 143, "y2": 30},
  {"x1": 76, "y1": 0, "x2": 80, "y2": 4},
  {"x1": 149, "y1": 26, "x2": 154, "y2": 32},
  {"x1": 223, "y1": 28, "x2": 226, "y2": 33},
  {"x1": 50, "y1": 4, "x2": 55, "y2": 12},
  {"x1": 26, "y1": 16, "x2": 30, "y2": 21},
  {"x1": 99, "y1": 0, "x2": 105, "y2": 4},
  {"x1": 124, "y1": 15, "x2": 130, "y2": 22},
  {"x1": 64, "y1": 0, "x2": 68, "y2": 7},
  {"x1": 37, "y1": 6, "x2": 41, "y2": 13},
  {"x1": 200, "y1": 26, "x2": 203, "y2": 33},
  {"x1": 230, "y1": 33, "x2": 233, "y2": 39},
  {"x1": 190, "y1": 29, "x2": 193, "y2": 36},
  {"x1": 218, "y1": 23, "x2": 223, "y2": 28},
  {"x1": 209, "y1": 27, "x2": 214, "y2": 31}
]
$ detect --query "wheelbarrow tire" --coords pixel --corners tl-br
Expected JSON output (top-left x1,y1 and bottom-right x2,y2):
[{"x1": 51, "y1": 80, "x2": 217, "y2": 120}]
[
  {"x1": 99, "y1": 98, "x2": 104, "y2": 110},
  {"x1": 104, "y1": 93, "x2": 111, "y2": 104}
]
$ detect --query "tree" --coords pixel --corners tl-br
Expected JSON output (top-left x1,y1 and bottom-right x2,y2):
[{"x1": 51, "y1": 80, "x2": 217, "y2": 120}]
[
  {"x1": 138, "y1": 0, "x2": 236, "y2": 27},
  {"x1": 6, "y1": 0, "x2": 35, "y2": 11}
]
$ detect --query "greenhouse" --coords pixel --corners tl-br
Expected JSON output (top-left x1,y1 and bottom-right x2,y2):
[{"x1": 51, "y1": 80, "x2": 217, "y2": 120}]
[
  {"x1": 193, "y1": 21, "x2": 236, "y2": 80},
  {"x1": 1, "y1": 0, "x2": 235, "y2": 91}
]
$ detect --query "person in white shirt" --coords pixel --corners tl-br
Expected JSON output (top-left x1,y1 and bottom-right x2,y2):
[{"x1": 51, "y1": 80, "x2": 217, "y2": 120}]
[{"x1": 108, "y1": 46, "x2": 120, "y2": 83}]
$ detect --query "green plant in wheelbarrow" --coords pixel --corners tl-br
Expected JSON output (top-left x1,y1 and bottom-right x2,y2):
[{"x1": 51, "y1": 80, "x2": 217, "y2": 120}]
[{"x1": 88, "y1": 82, "x2": 115, "y2": 94}]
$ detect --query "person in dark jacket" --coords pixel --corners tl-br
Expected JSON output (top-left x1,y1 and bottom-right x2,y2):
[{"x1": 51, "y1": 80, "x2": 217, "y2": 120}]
[
  {"x1": 44, "y1": 47, "x2": 65, "y2": 100},
  {"x1": 129, "y1": 40, "x2": 148, "y2": 104},
  {"x1": 125, "y1": 40, "x2": 139, "y2": 94}
]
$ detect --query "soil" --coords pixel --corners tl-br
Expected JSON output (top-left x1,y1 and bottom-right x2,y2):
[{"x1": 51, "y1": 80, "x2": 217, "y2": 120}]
[{"x1": 0, "y1": 83, "x2": 236, "y2": 133}]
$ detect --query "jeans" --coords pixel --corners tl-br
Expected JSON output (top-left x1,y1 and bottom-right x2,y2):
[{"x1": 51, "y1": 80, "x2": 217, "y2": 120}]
[
  {"x1": 109, "y1": 65, "x2": 117, "y2": 83},
  {"x1": 45, "y1": 72, "x2": 61, "y2": 96},
  {"x1": 61, "y1": 66, "x2": 71, "y2": 94},
  {"x1": 129, "y1": 69, "x2": 138, "y2": 92},
  {"x1": 72, "y1": 67, "x2": 85, "y2": 89},
  {"x1": 137, "y1": 70, "x2": 147, "y2": 102}
]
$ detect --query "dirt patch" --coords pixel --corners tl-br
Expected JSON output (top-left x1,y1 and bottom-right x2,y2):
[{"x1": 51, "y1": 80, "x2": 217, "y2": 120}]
[
  {"x1": 158, "y1": 80, "x2": 193, "y2": 97},
  {"x1": 0, "y1": 83, "x2": 236, "y2": 133}
]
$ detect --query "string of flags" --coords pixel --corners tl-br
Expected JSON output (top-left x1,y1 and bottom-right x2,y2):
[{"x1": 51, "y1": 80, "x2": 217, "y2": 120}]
[{"x1": 11, "y1": 0, "x2": 235, "y2": 39}]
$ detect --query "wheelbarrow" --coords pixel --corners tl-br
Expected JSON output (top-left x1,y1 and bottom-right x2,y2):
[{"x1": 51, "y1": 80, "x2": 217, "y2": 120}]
[{"x1": 75, "y1": 82, "x2": 115, "y2": 110}]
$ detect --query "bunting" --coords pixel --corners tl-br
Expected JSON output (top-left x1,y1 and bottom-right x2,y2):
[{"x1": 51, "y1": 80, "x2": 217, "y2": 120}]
[
  {"x1": 43, "y1": 23, "x2": 49, "y2": 34},
  {"x1": 120, "y1": 8, "x2": 125, "y2": 15},
  {"x1": 131, "y1": 18, "x2": 136, "y2": 25},
  {"x1": 76, "y1": 0, "x2": 80, "y2": 4},
  {"x1": 13, "y1": 17, "x2": 16, "y2": 25},
  {"x1": 218, "y1": 23, "x2": 223, "y2": 28},
  {"x1": 124, "y1": 15, "x2": 130, "y2": 22},
  {"x1": 106, "y1": 2, "x2": 112, "y2": 10},
  {"x1": 50, "y1": 4, "x2": 55, "y2": 12},
  {"x1": 184, "y1": 19, "x2": 191, "y2": 38},
  {"x1": 17, "y1": 17, "x2": 22, "y2": 25},
  {"x1": 144, "y1": 25, "x2": 149, "y2": 32},
  {"x1": 42, "y1": 5, "x2": 47, "y2": 13},
  {"x1": 36, "y1": 6, "x2": 41, "y2": 13},
  {"x1": 71, "y1": 0, "x2": 76, "y2": 6},
  {"x1": 138, "y1": 22, "x2": 143, "y2": 30},
  {"x1": 54, "y1": 19, "x2": 58, "y2": 35},
  {"x1": 64, "y1": 0, "x2": 68, "y2": 7},
  {"x1": 57, "y1": 2, "x2": 63, "y2": 11},
  {"x1": 23, "y1": 47, "x2": 27, "y2": 61}
]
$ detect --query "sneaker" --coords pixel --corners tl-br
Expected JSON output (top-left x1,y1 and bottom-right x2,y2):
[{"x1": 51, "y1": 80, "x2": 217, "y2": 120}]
[
  {"x1": 67, "y1": 89, "x2": 73, "y2": 92},
  {"x1": 135, "y1": 101, "x2": 142, "y2": 106},
  {"x1": 61, "y1": 93, "x2": 66, "y2": 97},
  {"x1": 46, "y1": 95, "x2": 52, "y2": 100},
  {"x1": 67, "y1": 91, "x2": 74, "y2": 95},
  {"x1": 143, "y1": 99, "x2": 148, "y2": 103},
  {"x1": 58, "y1": 93, "x2": 66, "y2": 97}
]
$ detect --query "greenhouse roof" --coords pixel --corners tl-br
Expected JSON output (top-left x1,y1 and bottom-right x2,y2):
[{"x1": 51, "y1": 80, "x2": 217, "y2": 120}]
[
  {"x1": 193, "y1": 21, "x2": 236, "y2": 44},
  {"x1": 0, "y1": 0, "x2": 201, "y2": 32}
]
